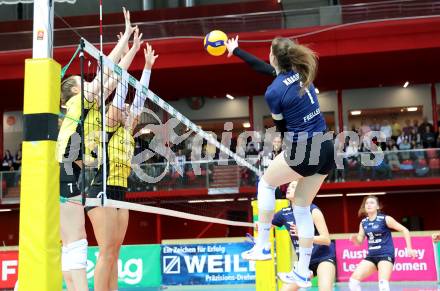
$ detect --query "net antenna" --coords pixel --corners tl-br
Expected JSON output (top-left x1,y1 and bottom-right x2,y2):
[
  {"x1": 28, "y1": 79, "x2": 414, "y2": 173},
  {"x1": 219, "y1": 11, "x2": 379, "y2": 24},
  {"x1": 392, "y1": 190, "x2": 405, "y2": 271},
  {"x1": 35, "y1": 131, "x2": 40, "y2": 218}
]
[{"x1": 81, "y1": 38, "x2": 260, "y2": 227}]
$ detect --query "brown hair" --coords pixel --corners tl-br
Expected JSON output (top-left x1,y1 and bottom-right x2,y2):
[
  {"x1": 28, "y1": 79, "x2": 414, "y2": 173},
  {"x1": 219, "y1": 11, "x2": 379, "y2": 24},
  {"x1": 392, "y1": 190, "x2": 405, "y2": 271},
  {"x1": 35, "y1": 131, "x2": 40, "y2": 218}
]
[
  {"x1": 61, "y1": 75, "x2": 79, "y2": 104},
  {"x1": 358, "y1": 195, "x2": 382, "y2": 217},
  {"x1": 271, "y1": 37, "x2": 317, "y2": 94}
]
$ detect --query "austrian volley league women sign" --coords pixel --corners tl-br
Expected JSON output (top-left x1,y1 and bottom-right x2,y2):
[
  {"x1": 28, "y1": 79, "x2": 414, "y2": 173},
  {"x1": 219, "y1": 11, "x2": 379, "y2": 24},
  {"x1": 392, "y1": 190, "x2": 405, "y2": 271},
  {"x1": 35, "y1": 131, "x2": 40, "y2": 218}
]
[{"x1": 335, "y1": 236, "x2": 438, "y2": 281}]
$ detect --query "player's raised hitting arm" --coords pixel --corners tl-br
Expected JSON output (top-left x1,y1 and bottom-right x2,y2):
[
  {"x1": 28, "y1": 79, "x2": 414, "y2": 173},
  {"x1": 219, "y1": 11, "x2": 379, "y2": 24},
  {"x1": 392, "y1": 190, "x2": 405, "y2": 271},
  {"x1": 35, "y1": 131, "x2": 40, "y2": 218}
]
[{"x1": 226, "y1": 35, "x2": 276, "y2": 77}]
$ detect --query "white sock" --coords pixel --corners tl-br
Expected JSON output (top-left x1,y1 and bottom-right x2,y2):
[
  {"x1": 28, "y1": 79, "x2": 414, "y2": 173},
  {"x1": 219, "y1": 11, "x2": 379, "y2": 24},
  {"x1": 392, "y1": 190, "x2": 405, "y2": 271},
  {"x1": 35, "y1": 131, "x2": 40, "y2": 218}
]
[
  {"x1": 292, "y1": 205, "x2": 314, "y2": 277},
  {"x1": 296, "y1": 246, "x2": 313, "y2": 277},
  {"x1": 256, "y1": 222, "x2": 272, "y2": 247},
  {"x1": 130, "y1": 69, "x2": 151, "y2": 116},
  {"x1": 292, "y1": 205, "x2": 314, "y2": 238},
  {"x1": 349, "y1": 278, "x2": 361, "y2": 291},
  {"x1": 378, "y1": 280, "x2": 390, "y2": 291}
]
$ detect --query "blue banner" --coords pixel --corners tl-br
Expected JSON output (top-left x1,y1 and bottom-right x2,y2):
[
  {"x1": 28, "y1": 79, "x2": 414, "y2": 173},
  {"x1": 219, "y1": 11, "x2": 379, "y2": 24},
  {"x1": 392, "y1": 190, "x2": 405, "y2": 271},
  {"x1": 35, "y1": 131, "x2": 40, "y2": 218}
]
[{"x1": 161, "y1": 242, "x2": 256, "y2": 285}]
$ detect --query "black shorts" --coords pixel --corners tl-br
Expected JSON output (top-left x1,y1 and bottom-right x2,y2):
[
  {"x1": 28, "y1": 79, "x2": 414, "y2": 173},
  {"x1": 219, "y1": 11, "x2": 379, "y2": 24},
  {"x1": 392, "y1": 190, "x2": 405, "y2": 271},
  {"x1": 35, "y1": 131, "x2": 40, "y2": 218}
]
[
  {"x1": 60, "y1": 163, "x2": 81, "y2": 198},
  {"x1": 284, "y1": 138, "x2": 335, "y2": 177},
  {"x1": 309, "y1": 257, "x2": 336, "y2": 277},
  {"x1": 364, "y1": 255, "x2": 395, "y2": 267},
  {"x1": 60, "y1": 181, "x2": 81, "y2": 198},
  {"x1": 85, "y1": 185, "x2": 126, "y2": 213}
]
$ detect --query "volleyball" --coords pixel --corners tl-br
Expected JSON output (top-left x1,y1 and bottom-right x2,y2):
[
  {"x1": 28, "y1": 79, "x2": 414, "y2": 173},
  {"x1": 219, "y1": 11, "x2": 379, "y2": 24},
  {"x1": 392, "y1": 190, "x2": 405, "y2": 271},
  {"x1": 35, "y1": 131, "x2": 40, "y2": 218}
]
[{"x1": 203, "y1": 30, "x2": 228, "y2": 56}]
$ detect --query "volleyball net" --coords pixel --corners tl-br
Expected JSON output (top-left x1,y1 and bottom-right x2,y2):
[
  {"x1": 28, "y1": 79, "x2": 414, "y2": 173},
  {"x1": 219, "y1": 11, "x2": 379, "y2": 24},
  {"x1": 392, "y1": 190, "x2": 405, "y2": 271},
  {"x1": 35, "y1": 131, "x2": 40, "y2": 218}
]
[{"x1": 62, "y1": 38, "x2": 267, "y2": 228}]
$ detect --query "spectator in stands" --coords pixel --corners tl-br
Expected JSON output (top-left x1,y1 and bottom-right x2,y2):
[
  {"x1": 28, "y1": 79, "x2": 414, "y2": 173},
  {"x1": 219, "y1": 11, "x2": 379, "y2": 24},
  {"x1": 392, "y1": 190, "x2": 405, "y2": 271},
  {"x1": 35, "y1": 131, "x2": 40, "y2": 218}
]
[
  {"x1": 2, "y1": 150, "x2": 14, "y2": 171},
  {"x1": 402, "y1": 119, "x2": 412, "y2": 136},
  {"x1": 413, "y1": 119, "x2": 420, "y2": 132},
  {"x1": 422, "y1": 125, "x2": 436, "y2": 148},
  {"x1": 391, "y1": 118, "x2": 402, "y2": 142},
  {"x1": 371, "y1": 118, "x2": 381, "y2": 131},
  {"x1": 344, "y1": 140, "x2": 360, "y2": 181},
  {"x1": 398, "y1": 136, "x2": 412, "y2": 161},
  {"x1": 246, "y1": 141, "x2": 259, "y2": 158},
  {"x1": 380, "y1": 120, "x2": 392, "y2": 141},
  {"x1": 372, "y1": 157, "x2": 392, "y2": 180},
  {"x1": 409, "y1": 127, "x2": 421, "y2": 147},
  {"x1": 359, "y1": 120, "x2": 371, "y2": 138},
  {"x1": 419, "y1": 117, "x2": 433, "y2": 134},
  {"x1": 385, "y1": 139, "x2": 400, "y2": 171}
]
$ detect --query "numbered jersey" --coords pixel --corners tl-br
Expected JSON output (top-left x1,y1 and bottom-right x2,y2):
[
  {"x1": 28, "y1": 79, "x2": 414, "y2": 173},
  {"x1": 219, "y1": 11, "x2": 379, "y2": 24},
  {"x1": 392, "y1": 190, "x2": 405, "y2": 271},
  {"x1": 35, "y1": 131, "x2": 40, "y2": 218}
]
[
  {"x1": 361, "y1": 214, "x2": 394, "y2": 257},
  {"x1": 265, "y1": 71, "x2": 326, "y2": 142}
]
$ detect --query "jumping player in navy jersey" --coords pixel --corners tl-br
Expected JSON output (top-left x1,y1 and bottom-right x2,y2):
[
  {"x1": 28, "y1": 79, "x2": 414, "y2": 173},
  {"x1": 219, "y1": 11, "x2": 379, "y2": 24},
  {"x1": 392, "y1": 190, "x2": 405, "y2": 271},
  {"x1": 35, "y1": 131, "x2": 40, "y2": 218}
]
[
  {"x1": 272, "y1": 181, "x2": 336, "y2": 291},
  {"x1": 349, "y1": 196, "x2": 417, "y2": 291},
  {"x1": 230, "y1": 36, "x2": 335, "y2": 288}
]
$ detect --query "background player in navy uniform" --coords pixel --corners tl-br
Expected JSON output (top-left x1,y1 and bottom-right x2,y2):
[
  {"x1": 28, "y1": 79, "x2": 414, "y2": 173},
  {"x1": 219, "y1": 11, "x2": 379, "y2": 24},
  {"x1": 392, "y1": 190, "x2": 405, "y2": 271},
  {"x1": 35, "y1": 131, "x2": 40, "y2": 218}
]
[
  {"x1": 272, "y1": 181, "x2": 336, "y2": 291},
  {"x1": 234, "y1": 36, "x2": 335, "y2": 288},
  {"x1": 349, "y1": 195, "x2": 417, "y2": 291}
]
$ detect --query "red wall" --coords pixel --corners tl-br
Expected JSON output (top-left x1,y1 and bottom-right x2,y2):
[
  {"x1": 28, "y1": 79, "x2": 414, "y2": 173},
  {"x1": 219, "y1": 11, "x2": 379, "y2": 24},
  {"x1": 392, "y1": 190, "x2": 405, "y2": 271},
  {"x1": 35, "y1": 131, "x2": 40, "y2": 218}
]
[{"x1": 1, "y1": 191, "x2": 438, "y2": 247}]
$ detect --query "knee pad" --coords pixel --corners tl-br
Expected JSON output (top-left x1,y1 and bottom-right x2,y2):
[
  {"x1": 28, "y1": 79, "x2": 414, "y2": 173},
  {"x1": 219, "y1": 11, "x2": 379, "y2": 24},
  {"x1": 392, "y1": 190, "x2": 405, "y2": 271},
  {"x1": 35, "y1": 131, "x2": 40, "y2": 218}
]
[
  {"x1": 61, "y1": 246, "x2": 70, "y2": 272},
  {"x1": 292, "y1": 205, "x2": 314, "y2": 239},
  {"x1": 66, "y1": 239, "x2": 88, "y2": 270},
  {"x1": 257, "y1": 178, "x2": 276, "y2": 212},
  {"x1": 378, "y1": 280, "x2": 390, "y2": 291},
  {"x1": 349, "y1": 278, "x2": 361, "y2": 291}
]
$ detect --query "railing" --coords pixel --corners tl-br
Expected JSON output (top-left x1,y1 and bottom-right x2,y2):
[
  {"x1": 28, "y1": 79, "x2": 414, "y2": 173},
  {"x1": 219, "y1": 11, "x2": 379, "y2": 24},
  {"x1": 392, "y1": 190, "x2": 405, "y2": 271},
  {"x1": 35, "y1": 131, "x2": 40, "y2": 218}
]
[{"x1": 0, "y1": 0, "x2": 439, "y2": 52}]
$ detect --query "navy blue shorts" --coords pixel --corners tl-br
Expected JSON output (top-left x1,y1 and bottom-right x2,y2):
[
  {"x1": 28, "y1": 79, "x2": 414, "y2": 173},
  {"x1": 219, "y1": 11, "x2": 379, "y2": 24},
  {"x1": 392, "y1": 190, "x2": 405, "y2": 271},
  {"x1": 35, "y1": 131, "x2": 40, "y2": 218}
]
[
  {"x1": 364, "y1": 255, "x2": 395, "y2": 267},
  {"x1": 284, "y1": 138, "x2": 335, "y2": 177},
  {"x1": 309, "y1": 257, "x2": 336, "y2": 277}
]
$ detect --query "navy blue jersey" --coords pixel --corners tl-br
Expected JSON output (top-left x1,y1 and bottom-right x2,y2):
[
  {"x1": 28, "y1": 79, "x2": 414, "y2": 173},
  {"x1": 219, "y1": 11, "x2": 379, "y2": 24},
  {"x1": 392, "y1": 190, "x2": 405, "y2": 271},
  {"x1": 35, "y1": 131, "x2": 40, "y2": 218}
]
[
  {"x1": 272, "y1": 204, "x2": 336, "y2": 266},
  {"x1": 361, "y1": 213, "x2": 394, "y2": 257},
  {"x1": 265, "y1": 71, "x2": 326, "y2": 142}
]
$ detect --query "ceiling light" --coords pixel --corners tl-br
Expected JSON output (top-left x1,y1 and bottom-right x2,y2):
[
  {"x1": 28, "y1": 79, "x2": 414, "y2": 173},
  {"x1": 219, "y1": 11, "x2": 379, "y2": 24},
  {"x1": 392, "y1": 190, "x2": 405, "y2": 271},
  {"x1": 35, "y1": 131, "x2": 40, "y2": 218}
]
[
  {"x1": 316, "y1": 194, "x2": 343, "y2": 198},
  {"x1": 226, "y1": 94, "x2": 235, "y2": 100},
  {"x1": 350, "y1": 110, "x2": 361, "y2": 116},
  {"x1": 403, "y1": 81, "x2": 409, "y2": 88},
  {"x1": 346, "y1": 192, "x2": 386, "y2": 197},
  {"x1": 407, "y1": 107, "x2": 418, "y2": 112},
  {"x1": 243, "y1": 122, "x2": 251, "y2": 128}
]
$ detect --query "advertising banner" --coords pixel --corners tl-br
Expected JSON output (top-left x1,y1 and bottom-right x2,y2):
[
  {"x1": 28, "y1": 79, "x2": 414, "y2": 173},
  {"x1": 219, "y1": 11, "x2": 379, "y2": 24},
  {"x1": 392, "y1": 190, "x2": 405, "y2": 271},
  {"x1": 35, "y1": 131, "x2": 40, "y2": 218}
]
[
  {"x1": 0, "y1": 251, "x2": 18, "y2": 289},
  {"x1": 162, "y1": 242, "x2": 255, "y2": 285},
  {"x1": 336, "y1": 236, "x2": 437, "y2": 282},
  {"x1": 86, "y1": 244, "x2": 161, "y2": 288}
]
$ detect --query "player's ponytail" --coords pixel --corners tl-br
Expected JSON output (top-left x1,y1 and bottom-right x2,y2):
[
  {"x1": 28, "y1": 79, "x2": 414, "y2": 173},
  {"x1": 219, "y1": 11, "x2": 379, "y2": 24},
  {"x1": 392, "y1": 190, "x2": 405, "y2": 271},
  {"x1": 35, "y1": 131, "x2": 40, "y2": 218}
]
[{"x1": 271, "y1": 37, "x2": 317, "y2": 94}]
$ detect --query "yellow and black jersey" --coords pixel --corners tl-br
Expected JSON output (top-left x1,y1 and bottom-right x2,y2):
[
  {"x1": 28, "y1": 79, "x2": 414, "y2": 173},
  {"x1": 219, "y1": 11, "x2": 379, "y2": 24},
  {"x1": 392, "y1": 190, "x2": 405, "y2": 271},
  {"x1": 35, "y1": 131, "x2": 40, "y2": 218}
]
[
  {"x1": 57, "y1": 93, "x2": 96, "y2": 163},
  {"x1": 92, "y1": 125, "x2": 135, "y2": 189}
]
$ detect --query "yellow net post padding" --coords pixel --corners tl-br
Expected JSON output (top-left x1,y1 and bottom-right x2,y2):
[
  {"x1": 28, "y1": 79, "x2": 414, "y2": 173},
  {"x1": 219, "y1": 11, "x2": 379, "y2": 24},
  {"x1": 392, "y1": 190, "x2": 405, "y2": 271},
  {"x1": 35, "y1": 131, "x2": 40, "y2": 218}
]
[
  {"x1": 18, "y1": 59, "x2": 61, "y2": 291},
  {"x1": 252, "y1": 199, "x2": 294, "y2": 291}
]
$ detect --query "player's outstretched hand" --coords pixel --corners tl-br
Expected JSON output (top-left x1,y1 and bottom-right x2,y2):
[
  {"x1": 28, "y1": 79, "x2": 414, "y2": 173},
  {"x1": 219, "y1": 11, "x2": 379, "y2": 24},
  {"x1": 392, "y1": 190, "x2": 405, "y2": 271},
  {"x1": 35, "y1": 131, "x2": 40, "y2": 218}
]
[
  {"x1": 226, "y1": 35, "x2": 239, "y2": 58},
  {"x1": 144, "y1": 43, "x2": 159, "y2": 70},
  {"x1": 123, "y1": 7, "x2": 136, "y2": 36},
  {"x1": 132, "y1": 27, "x2": 143, "y2": 52}
]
